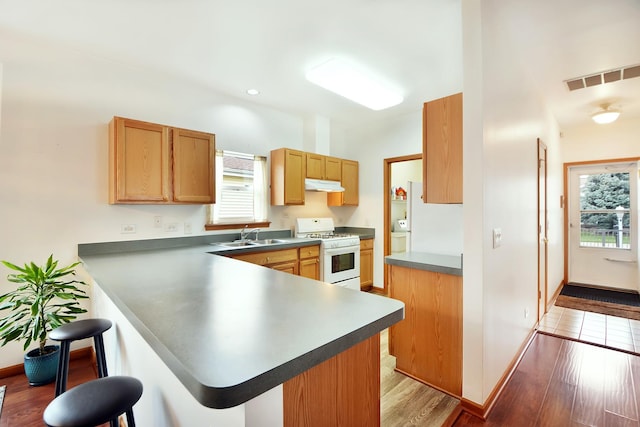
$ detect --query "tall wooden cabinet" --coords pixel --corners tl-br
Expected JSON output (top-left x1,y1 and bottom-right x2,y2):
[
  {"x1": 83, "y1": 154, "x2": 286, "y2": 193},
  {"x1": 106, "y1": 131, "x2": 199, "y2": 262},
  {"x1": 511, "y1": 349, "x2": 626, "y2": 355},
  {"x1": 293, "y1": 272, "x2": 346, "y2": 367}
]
[
  {"x1": 423, "y1": 93, "x2": 463, "y2": 204},
  {"x1": 271, "y1": 148, "x2": 306, "y2": 206},
  {"x1": 109, "y1": 117, "x2": 215, "y2": 204}
]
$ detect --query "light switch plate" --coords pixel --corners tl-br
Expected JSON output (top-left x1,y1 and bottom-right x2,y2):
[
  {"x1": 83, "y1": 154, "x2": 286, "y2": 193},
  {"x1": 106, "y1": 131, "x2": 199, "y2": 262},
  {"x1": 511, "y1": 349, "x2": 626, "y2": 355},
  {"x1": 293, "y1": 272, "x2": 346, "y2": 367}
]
[{"x1": 492, "y1": 228, "x2": 502, "y2": 248}]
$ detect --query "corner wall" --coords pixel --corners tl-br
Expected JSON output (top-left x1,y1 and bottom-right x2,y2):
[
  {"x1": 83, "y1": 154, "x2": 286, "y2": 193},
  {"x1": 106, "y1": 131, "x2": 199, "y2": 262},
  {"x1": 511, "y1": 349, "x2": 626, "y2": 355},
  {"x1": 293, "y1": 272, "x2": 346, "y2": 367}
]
[{"x1": 461, "y1": 0, "x2": 564, "y2": 405}]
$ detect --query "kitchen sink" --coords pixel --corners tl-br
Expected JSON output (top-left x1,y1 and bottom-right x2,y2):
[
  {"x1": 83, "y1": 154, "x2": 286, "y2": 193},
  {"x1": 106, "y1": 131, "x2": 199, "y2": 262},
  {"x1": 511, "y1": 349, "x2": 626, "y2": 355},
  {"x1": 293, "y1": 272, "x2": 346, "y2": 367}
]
[
  {"x1": 214, "y1": 239, "x2": 289, "y2": 248},
  {"x1": 251, "y1": 239, "x2": 289, "y2": 245},
  {"x1": 217, "y1": 241, "x2": 260, "y2": 247}
]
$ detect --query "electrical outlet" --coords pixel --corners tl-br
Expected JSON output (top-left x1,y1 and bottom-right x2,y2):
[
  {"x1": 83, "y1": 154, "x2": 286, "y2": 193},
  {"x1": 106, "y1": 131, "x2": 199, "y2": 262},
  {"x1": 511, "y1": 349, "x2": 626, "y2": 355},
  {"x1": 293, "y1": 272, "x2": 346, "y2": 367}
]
[
  {"x1": 184, "y1": 222, "x2": 192, "y2": 234},
  {"x1": 524, "y1": 308, "x2": 530, "y2": 319},
  {"x1": 165, "y1": 222, "x2": 178, "y2": 232},
  {"x1": 492, "y1": 228, "x2": 502, "y2": 248},
  {"x1": 154, "y1": 216, "x2": 162, "y2": 228},
  {"x1": 121, "y1": 224, "x2": 136, "y2": 234}
]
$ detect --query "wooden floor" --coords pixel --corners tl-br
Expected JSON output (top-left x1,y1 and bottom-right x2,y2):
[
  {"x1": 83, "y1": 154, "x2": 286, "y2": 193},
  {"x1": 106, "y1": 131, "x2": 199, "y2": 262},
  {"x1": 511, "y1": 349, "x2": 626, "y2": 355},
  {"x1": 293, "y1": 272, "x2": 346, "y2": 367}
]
[
  {"x1": 380, "y1": 329, "x2": 459, "y2": 426},
  {"x1": 4, "y1": 330, "x2": 638, "y2": 427},
  {"x1": 0, "y1": 356, "x2": 107, "y2": 427},
  {"x1": 453, "y1": 332, "x2": 640, "y2": 426}
]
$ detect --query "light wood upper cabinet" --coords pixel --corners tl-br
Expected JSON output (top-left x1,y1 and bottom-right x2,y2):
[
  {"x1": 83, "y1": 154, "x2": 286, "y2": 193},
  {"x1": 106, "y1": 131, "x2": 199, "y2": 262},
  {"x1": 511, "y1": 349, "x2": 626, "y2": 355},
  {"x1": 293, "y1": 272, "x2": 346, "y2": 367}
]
[
  {"x1": 423, "y1": 93, "x2": 462, "y2": 204},
  {"x1": 306, "y1": 153, "x2": 342, "y2": 182},
  {"x1": 172, "y1": 128, "x2": 215, "y2": 203},
  {"x1": 327, "y1": 159, "x2": 359, "y2": 206},
  {"x1": 271, "y1": 148, "x2": 306, "y2": 206},
  {"x1": 109, "y1": 117, "x2": 215, "y2": 204},
  {"x1": 109, "y1": 117, "x2": 170, "y2": 203},
  {"x1": 324, "y1": 156, "x2": 342, "y2": 181}
]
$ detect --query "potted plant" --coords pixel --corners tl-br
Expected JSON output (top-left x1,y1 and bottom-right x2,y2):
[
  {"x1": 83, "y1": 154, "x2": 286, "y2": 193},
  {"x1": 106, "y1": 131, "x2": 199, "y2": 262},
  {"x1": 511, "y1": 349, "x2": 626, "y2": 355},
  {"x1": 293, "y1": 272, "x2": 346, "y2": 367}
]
[{"x1": 0, "y1": 255, "x2": 88, "y2": 385}]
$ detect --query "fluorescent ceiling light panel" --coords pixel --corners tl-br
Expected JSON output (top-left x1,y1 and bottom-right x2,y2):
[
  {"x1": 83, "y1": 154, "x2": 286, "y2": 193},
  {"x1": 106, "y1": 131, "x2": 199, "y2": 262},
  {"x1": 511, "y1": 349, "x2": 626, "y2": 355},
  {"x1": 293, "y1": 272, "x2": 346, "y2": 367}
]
[{"x1": 306, "y1": 59, "x2": 403, "y2": 110}]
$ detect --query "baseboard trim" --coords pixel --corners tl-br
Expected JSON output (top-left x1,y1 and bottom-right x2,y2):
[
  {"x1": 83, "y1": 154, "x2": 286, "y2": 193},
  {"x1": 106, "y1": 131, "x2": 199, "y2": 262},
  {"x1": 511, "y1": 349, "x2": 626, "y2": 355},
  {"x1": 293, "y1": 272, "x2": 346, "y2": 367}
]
[
  {"x1": 460, "y1": 327, "x2": 538, "y2": 421},
  {"x1": 0, "y1": 347, "x2": 93, "y2": 379}
]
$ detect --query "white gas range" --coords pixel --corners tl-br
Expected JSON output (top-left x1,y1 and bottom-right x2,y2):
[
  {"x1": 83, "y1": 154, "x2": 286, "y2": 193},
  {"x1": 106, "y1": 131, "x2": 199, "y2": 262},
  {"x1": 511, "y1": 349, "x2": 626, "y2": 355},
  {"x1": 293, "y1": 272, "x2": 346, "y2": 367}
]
[{"x1": 295, "y1": 218, "x2": 361, "y2": 291}]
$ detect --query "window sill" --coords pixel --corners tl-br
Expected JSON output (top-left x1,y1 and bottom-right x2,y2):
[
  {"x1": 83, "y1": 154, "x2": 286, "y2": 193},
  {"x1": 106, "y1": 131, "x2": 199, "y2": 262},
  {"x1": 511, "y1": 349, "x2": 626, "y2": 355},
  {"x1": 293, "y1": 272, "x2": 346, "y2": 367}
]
[{"x1": 205, "y1": 221, "x2": 271, "y2": 231}]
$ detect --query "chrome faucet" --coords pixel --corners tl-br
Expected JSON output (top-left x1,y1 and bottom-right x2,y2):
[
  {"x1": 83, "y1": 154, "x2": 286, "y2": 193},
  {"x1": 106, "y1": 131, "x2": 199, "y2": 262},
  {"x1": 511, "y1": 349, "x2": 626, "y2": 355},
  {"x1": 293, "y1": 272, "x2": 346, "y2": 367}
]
[{"x1": 241, "y1": 226, "x2": 260, "y2": 241}]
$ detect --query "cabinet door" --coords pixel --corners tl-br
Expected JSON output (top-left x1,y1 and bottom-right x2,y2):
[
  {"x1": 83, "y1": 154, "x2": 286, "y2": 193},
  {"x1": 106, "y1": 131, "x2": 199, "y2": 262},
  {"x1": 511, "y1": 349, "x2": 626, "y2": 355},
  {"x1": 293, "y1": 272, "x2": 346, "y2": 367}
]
[
  {"x1": 359, "y1": 239, "x2": 373, "y2": 290},
  {"x1": 306, "y1": 153, "x2": 325, "y2": 179},
  {"x1": 341, "y1": 159, "x2": 359, "y2": 206},
  {"x1": 299, "y1": 257, "x2": 319, "y2": 280},
  {"x1": 110, "y1": 117, "x2": 169, "y2": 203},
  {"x1": 172, "y1": 128, "x2": 215, "y2": 203},
  {"x1": 271, "y1": 148, "x2": 306, "y2": 205},
  {"x1": 423, "y1": 93, "x2": 463, "y2": 203},
  {"x1": 327, "y1": 159, "x2": 359, "y2": 206},
  {"x1": 269, "y1": 260, "x2": 299, "y2": 275},
  {"x1": 324, "y1": 157, "x2": 342, "y2": 181},
  {"x1": 389, "y1": 265, "x2": 462, "y2": 396}
]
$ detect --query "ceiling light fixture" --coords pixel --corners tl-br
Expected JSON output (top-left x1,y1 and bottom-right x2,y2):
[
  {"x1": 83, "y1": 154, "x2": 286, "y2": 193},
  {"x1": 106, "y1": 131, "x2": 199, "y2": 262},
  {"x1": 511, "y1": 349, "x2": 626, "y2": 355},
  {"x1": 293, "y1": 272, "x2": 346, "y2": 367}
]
[
  {"x1": 591, "y1": 104, "x2": 620, "y2": 124},
  {"x1": 305, "y1": 58, "x2": 403, "y2": 110},
  {"x1": 246, "y1": 89, "x2": 260, "y2": 96}
]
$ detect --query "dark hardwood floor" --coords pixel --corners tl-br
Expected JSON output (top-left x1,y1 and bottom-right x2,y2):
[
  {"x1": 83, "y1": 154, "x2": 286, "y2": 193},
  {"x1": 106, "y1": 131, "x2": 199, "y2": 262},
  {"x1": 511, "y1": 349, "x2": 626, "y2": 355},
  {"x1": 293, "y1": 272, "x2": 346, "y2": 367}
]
[
  {"x1": 0, "y1": 355, "x2": 105, "y2": 427},
  {"x1": 453, "y1": 333, "x2": 640, "y2": 426},
  {"x1": 2, "y1": 332, "x2": 639, "y2": 426}
]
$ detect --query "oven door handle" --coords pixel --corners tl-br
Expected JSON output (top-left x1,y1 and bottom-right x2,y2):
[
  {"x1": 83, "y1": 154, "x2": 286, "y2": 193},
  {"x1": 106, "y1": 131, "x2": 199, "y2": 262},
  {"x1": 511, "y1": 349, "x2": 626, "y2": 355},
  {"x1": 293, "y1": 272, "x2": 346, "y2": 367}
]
[{"x1": 323, "y1": 245, "x2": 360, "y2": 256}]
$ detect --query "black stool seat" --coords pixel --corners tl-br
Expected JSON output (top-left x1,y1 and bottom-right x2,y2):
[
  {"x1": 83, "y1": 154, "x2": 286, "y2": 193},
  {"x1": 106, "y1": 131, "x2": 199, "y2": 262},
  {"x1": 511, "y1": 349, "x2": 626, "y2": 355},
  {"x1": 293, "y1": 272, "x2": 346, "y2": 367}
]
[
  {"x1": 50, "y1": 318, "x2": 113, "y2": 397},
  {"x1": 49, "y1": 318, "x2": 112, "y2": 342},
  {"x1": 43, "y1": 376, "x2": 143, "y2": 427}
]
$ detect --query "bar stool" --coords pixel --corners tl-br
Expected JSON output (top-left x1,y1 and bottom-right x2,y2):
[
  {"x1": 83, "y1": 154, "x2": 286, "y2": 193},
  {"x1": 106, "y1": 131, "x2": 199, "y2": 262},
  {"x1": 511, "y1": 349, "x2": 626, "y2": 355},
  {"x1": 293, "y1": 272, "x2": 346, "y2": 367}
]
[
  {"x1": 50, "y1": 318, "x2": 113, "y2": 397},
  {"x1": 43, "y1": 376, "x2": 143, "y2": 427}
]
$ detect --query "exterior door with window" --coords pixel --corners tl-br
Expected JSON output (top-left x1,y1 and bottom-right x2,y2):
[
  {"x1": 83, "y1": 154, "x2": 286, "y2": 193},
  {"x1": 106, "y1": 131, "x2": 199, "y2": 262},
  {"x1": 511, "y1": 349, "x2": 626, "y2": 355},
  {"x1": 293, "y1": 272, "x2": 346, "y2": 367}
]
[{"x1": 568, "y1": 162, "x2": 638, "y2": 291}]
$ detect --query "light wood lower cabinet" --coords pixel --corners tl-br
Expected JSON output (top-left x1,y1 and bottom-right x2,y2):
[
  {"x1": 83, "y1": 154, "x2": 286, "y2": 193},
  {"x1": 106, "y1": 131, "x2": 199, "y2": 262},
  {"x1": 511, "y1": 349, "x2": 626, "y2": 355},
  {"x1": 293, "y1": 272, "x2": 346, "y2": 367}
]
[
  {"x1": 284, "y1": 333, "x2": 380, "y2": 427},
  {"x1": 389, "y1": 265, "x2": 462, "y2": 396},
  {"x1": 299, "y1": 245, "x2": 320, "y2": 280},
  {"x1": 360, "y1": 239, "x2": 374, "y2": 290},
  {"x1": 229, "y1": 245, "x2": 320, "y2": 279}
]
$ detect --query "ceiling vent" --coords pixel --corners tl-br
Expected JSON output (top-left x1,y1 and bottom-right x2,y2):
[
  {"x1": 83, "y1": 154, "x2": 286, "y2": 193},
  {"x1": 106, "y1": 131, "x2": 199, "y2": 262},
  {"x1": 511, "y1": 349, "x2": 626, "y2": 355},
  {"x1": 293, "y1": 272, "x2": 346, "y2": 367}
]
[{"x1": 565, "y1": 63, "x2": 640, "y2": 91}]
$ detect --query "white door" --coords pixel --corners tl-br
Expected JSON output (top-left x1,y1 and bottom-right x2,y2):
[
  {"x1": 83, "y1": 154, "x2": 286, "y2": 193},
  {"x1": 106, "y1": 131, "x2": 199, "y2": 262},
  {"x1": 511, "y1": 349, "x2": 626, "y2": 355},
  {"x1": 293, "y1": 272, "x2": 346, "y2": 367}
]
[{"x1": 568, "y1": 162, "x2": 638, "y2": 291}]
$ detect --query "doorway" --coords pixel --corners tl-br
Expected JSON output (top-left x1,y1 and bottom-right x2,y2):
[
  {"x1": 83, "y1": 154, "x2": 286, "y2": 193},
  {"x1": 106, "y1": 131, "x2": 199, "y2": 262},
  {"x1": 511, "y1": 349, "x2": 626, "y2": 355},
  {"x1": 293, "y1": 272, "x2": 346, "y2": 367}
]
[
  {"x1": 565, "y1": 159, "x2": 639, "y2": 291},
  {"x1": 383, "y1": 154, "x2": 421, "y2": 293}
]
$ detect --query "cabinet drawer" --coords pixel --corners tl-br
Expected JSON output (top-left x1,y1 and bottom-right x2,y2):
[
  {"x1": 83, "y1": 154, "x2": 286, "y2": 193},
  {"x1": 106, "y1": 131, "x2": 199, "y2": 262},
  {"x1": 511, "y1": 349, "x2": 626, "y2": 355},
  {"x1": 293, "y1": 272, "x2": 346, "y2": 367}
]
[
  {"x1": 299, "y1": 245, "x2": 320, "y2": 259},
  {"x1": 232, "y1": 248, "x2": 298, "y2": 266},
  {"x1": 360, "y1": 239, "x2": 373, "y2": 250}
]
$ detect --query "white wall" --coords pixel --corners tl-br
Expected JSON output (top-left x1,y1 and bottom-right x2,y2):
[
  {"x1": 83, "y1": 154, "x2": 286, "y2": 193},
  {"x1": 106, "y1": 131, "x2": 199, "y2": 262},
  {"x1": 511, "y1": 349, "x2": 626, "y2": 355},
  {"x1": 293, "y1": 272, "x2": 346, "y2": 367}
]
[
  {"x1": 561, "y1": 117, "x2": 640, "y2": 162},
  {"x1": 462, "y1": 0, "x2": 564, "y2": 405},
  {"x1": 0, "y1": 31, "x2": 335, "y2": 367}
]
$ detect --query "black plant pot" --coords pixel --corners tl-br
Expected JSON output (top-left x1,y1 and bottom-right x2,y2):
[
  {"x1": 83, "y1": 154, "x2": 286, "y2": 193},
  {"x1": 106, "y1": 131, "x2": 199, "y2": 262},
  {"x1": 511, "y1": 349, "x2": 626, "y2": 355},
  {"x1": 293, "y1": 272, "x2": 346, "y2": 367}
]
[{"x1": 24, "y1": 345, "x2": 60, "y2": 386}]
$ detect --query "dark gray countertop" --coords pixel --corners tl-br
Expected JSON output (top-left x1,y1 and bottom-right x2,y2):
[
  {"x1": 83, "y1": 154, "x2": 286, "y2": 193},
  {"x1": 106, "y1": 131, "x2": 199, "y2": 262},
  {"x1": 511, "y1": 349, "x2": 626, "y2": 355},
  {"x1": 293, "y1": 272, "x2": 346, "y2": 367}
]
[
  {"x1": 385, "y1": 252, "x2": 463, "y2": 276},
  {"x1": 80, "y1": 242, "x2": 402, "y2": 409}
]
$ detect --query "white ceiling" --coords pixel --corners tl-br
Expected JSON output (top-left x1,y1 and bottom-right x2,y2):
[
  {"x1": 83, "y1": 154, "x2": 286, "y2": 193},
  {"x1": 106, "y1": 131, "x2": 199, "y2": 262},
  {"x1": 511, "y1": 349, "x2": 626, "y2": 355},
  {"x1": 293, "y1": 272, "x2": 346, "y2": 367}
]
[{"x1": 0, "y1": 0, "x2": 638, "y2": 130}]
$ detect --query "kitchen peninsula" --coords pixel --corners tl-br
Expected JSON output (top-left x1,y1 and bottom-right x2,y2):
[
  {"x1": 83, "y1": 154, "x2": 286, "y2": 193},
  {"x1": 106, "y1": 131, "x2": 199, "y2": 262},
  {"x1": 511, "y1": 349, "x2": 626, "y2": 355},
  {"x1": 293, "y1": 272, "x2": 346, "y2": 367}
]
[
  {"x1": 385, "y1": 252, "x2": 462, "y2": 397},
  {"x1": 79, "y1": 236, "x2": 403, "y2": 427}
]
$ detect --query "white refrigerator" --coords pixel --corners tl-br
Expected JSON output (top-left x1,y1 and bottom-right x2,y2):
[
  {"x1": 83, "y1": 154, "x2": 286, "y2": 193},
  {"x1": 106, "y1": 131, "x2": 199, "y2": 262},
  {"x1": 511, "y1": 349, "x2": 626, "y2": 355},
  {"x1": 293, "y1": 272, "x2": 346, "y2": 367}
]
[{"x1": 405, "y1": 181, "x2": 463, "y2": 255}]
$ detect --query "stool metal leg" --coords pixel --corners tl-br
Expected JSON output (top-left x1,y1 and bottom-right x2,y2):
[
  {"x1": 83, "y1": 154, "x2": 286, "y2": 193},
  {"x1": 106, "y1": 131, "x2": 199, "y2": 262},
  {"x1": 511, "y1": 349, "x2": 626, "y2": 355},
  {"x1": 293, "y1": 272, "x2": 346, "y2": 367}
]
[
  {"x1": 54, "y1": 341, "x2": 71, "y2": 397},
  {"x1": 126, "y1": 408, "x2": 136, "y2": 427},
  {"x1": 94, "y1": 334, "x2": 109, "y2": 378}
]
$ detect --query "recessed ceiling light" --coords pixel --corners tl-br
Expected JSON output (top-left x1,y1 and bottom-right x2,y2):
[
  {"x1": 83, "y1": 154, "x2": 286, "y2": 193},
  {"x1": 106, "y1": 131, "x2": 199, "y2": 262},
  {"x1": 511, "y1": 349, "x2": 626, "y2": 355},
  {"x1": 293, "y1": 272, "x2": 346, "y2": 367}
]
[
  {"x1": 246, "y1": 89, "x2": 260, "y2": 96},
  {"x1": 305, "y1": 59, "x2": 403, "y2": 110},
  {"x1": 592, "y1": 104, "x2": 620, "y2": 124}
]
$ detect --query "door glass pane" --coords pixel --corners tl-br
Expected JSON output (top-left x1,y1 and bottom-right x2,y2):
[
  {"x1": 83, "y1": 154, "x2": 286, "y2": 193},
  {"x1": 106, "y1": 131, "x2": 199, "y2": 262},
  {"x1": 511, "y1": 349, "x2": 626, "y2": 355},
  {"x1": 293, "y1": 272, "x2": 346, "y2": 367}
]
[{"x1": 579, "y1": 172, "x2": 630, "y2": 249}]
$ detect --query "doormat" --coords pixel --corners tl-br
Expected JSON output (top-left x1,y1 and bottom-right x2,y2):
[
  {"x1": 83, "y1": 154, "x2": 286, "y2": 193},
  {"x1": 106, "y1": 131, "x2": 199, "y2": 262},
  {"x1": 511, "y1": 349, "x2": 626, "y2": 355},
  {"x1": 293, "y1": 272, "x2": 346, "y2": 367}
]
[
  {"x1": 0, "y1": 385, "x2": 5, "y2": 420},
  {"x1": 560, "y1": 283, "x2": 640, "y2": 306},
  {"x1": 556, "y1": 284, "x2": 640, "y2": 321}
]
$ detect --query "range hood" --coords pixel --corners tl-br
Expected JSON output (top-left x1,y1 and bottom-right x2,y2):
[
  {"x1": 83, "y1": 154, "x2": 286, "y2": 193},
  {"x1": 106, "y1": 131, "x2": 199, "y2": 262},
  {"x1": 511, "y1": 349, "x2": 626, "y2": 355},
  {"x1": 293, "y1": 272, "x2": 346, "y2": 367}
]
[{"x1": 305, "y1": 178, "x2": 345, "y2": 192}]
